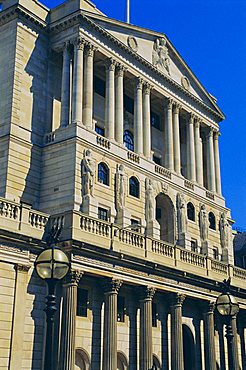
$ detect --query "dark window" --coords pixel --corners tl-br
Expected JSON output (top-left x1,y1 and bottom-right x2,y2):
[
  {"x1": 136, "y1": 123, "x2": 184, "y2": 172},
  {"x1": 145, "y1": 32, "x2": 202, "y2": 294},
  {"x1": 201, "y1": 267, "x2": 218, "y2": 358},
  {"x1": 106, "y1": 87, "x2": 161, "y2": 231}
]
[
  {"x1": 151, "y1": 112, "x2": 160, "y2": 130},
  {"x1": 129, "y1": 176, "x2": 139, "y2": 198},
  {"x1": 117, "y1": 296, "x2": 125, "y2": 322},
  {"x1": 152, "y1": 302, "x2": 158, "y2": 327},
  {"x1": 98, "y1": 163, "x2": 109, "y2": 185},
  {"x1": 156, "y1": 208, "x2": 161, "y2": 220},
  {"x1": 98, "y1": 207, "x2": 108, "y2": 221},
  {"x1": 124, "y1": 94, "x2": 134, "y2": 114},
  {"x1": 95, "y1": 125, "x2": 105, "y2": 136},
  {"x1": 213, "y1": 247, "x2": 219, "y2": 260},
  {"x1": 191, "y1": 240, "x2": 197, "y2": 253},
  {"x1": 124, "y1": 130, "x2": 134, "y2": 151},
  {"x1": 153, "y1": 155, "x2": 161, "y2": 165},
  {"x1": 131, "y1": 218, "x2": 140, "y2": 225},
  {"x1": 77, "y1": 288, "x2": 88, "y2": 317},
  {"x1": 187, "y1": 202, "x2": 195, "y2": 221},
  {"x1": 209, "y1": 212, "x2": 216, "y2": 230},
  {"x1": 94, "y1": 76, "x2": 105, "y2": 97}
]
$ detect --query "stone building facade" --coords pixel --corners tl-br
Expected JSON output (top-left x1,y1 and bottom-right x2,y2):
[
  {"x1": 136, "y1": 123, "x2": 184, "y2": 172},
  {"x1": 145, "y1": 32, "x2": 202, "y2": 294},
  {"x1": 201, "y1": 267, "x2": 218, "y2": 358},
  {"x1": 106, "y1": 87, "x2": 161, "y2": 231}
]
[{"x1": 0, "y1": 0, "x2": 245, "y2": 369}]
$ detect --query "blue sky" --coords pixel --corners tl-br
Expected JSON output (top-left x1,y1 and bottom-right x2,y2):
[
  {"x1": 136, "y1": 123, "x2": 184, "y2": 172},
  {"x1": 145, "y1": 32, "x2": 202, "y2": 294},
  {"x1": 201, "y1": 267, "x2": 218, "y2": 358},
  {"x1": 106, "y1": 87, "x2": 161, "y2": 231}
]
[{"x1": 44, "y1": 0, "x2": 246, "y2": 229}]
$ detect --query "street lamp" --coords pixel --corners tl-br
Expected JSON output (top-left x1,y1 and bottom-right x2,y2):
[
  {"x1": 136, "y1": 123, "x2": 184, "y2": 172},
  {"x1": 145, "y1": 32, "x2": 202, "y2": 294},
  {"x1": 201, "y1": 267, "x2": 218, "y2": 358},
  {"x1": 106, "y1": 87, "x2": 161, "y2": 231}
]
[
  {"x1": 215, "y1": 278, "x2": 239, "y2": 370},
  {"x1": 35, "y1": 238, "x2": 70, "y2": 370}
]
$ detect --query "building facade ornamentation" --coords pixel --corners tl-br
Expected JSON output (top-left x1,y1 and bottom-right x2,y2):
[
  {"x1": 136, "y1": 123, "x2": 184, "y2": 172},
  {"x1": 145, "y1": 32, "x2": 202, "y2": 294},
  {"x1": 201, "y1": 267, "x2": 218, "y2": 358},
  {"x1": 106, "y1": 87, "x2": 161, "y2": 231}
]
[
  {"x1": 81, "y1": 149, "x2": 95, "y2": 198},
  {"x1": 152, "y1": 37, "x2": 170, "y2": 75}
]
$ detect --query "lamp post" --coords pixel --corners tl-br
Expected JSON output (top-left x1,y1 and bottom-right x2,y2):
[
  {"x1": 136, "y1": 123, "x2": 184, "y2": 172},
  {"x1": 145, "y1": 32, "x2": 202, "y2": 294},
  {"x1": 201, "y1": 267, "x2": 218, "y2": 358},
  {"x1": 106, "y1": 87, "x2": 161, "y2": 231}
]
[
  {"x1": 215, "y1": 278, "x2": 239, "y2": 370},
  {"x1": 35, "y1": 235, "x2": 70, "y2": 370}
]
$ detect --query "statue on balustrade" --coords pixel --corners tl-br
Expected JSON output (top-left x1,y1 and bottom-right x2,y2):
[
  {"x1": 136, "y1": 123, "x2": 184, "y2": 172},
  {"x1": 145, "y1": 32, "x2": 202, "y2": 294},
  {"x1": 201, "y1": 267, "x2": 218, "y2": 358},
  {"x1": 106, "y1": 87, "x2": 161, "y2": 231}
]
[
  {"x1": 177, "y1": 193, "x2": 187, "y2": 235},
  {"x1": 199, "y1": 204, "x2": 208, "y2": 241},
  {"x1": 145, "y1": 178, "x2": 155, "y2": 223},
  {"x1": 81, "y1": 149, "x2": 95, "y2": 198},
  {"x1": 220, "y1": 212, "x2": 229, "y2": 249},
  {"x1": 115, "y1": 164, "x2": 126, "y2": 212}
]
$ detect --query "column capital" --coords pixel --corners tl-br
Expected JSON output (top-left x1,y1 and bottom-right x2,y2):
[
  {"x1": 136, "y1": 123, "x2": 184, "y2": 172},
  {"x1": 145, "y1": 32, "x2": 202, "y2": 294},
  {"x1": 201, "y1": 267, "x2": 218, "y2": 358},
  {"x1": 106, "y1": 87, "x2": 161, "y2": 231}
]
[
  {"x1": 207, "y1": 126, "x2": 214, "y2": 138},
  {"x1": 105, "y1": 57, "x2": 117, "y2": 72},
  {"x1": 115, "y1": 64, "x2": 127, "y2": 77},
  {"x1": 173, "y1": 103, "x2": 182, "y2": 114},
  {"x1": 166, "y1": 97, "x2": 174, "y2": 109},
  {"x1": 203, "y1": 300, "x2": 216, "y2": 314},
  {"x1": 135, "y1": 77, "x2": 144, "y2": 90},
  {"x1": 103, "y1": 278, "x2": 123, "y2": 294},
  {"x1": 170, "y1": 293, "x2": 186, "y2": 307},
  {"x1": 143, "y1": 82, "x2": 153, "y2": 95},
  {"x1": 189, "y1": 113, "x2": 196, "y2": 124},
  {"x1": 15, "y1": 264, "x2": 30, "y2": 273},
  {"x1": 139, "y1": 286, "x2": 156, "y2": 301},
  {"x1": 214, "y1": 130, "x2": 221, "y2": 139},
  {"x1": 85, "y1": 42, "x2": 97, "y2": 57},
  {"x1": 73, "y1": 37, "x2": 85, "y2": 50},
  {"x1": 62, "y1": 41, "x2": 71, "y2": 51},
  {"x1": 194, "y1": 119, "x2": 201, "y2": 129},
  {"x1": 63, "y1": 270, "x2": 83, "y2": 286}
]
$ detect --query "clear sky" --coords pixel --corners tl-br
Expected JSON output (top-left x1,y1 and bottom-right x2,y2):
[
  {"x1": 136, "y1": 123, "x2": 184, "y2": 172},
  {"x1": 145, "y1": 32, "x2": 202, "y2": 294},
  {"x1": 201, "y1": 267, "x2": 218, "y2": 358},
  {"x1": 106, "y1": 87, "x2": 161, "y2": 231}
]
[{"x1": 43, "y1": 0, "x2": 246, "y2": 229}]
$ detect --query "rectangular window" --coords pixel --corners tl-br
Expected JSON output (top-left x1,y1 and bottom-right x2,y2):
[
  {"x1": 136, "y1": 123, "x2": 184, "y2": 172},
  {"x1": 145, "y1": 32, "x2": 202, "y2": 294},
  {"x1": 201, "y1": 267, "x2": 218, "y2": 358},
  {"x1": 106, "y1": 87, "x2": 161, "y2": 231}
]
[
  {"x1": 153, "y1": 155, "x2": 161, "y2": 165},
  {"x1": 152, "y1": 302, "x2": 158, "y2": 327},
  {"x1": 156, "y1": 208, "x2": 161, "y2": 220},
  {"x1": 98, "y1": 207, "x2": 109, "y2": 221},
  {"x1": 95, "y1": 125, "x2": 105, "y2": 136},
  {"x1": 151, "y1": 112, "x2": 160, "y2": 130},
  {"x1": 124, "y1": 94, "x2": 134, "y2": 114},
  {"x1": 213, "y1": 247, "x2": 219, "y2": 260},
  {"x1": 191, "y1": 240, "x2": 197, "y2": 253},
  {"x1": 117, "y1": 296, "x2": 125, "y2": 322},
  {"x1": 77, "y1": 288, "x2": 88, "y2": 317},
  {"x1": 131, "y1": 218, "x2": 140, "y2": 225},
  {"x1": 94, "y1": 76, "x2": 105, "y2": 97}
]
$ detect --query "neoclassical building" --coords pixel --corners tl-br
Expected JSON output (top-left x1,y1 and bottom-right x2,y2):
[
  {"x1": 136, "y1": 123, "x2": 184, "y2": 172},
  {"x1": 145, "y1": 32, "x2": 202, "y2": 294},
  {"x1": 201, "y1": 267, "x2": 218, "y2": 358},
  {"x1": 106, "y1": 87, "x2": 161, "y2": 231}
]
[{"x1": 0, "y1": 0, "x2": 245, "y2": 369}]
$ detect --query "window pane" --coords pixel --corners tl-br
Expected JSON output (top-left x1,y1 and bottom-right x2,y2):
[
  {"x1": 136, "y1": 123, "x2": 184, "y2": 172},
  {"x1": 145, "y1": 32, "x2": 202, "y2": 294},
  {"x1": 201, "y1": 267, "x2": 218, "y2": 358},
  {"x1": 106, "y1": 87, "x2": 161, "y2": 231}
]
[
  {"x1": 129, "y1": 177, "x2": 139, "y2": 198},
  {"x1": 98, "y1": 207, "x2": 108, "y2": 221},
  {"x1": 153, "y1": 155, "x2": 161, "y2": 165},
  {"x1": 95, "y1": 125, "x2": 105, "y2": 136},
  {"x1": 124, "y1": 95, "x2": 134, "y2": 114},
  {"x1": 209, "y1": 212, "x2": 216, "y2": 230},
  {"x1": 151, "y1": 112, "x2": 160, "y2": 130},
  {"x1": 98, "y1": 163, "x2": 109, "y2": 185},
  {"x1": 124, "y1": 130, "x2": 134, "y2": 151},
  {"x1": 94, "y1": 76, "x2": 105, "y2": 97}
]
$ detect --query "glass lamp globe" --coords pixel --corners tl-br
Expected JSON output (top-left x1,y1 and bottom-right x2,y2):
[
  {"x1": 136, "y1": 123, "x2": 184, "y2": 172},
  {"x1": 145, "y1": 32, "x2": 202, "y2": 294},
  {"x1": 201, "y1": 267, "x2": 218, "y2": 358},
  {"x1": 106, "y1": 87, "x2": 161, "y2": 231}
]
[
  {"x1": 216, "y1": 292, "x2": 239, "y2": 317},
  {"x1": 35, "y1": 246, "x2": 70, "y2": 280}
]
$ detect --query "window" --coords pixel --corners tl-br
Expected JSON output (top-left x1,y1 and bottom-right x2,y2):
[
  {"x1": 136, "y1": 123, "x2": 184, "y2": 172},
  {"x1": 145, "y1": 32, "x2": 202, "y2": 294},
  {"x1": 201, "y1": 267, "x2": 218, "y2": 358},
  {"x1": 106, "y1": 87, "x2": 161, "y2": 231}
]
[
  {"x1": 124, "y1": 130, "x2": 134, "y2": 151},
  {"x1": 124, "y1": 94, "x2": 134, "y2": 114},
  {"x1": 213, "y1": 247, "x2": 219, "y2": 260},
  {"x1": 131, "y1": 218, "x2": 140, "y2": 225},
  {"x1": 151, "y1": 111, "x2": 160, "y2": 130},
  {"x1": 152, "y1": 302, "x2": 158, "y2": 327},
  {"x1": 117, "y1": 296, "x2": 125, "y2": 322},
  {"x1": 98, "y1": 162, "x2": 109, "y2": 185},
  {"x1": 153, "y1": 155, "x2": 161, "y2": 165},
  {"x1": 94, "y1": 76, "x2": 105, "y2": 97},
  {"x1": 156, "y1": 207, "x2": 161, "y2": 220},
  {"x1": 95, "y1": 125, "x2": 105, "y2": 136},
  {"x1": 187, "y1": 202, "x2": 195, "y2": 221},
  {"x1": 129, "y1": 176, "x2": 139, "y2": 198},
  {"x1": 209, "y1": 212, "x2": 216, "y2": 230},
  {"x1": 191, "y1": 240, "x2": 197, "y2": 253},
  {"x1": 77, "y1": 288, "x2": 88, "y2": 317},
  {"x1": 98, "y1": 207, "x2": 109, "y2": 221}
]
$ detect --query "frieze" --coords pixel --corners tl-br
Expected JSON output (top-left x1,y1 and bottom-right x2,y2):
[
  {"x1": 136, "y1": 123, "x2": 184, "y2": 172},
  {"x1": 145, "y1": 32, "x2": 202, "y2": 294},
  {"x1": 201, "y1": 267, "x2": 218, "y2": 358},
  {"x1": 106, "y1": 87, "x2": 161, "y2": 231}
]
[{"x1": 0, "y1": 245, "x2": 28, "y2": 255}]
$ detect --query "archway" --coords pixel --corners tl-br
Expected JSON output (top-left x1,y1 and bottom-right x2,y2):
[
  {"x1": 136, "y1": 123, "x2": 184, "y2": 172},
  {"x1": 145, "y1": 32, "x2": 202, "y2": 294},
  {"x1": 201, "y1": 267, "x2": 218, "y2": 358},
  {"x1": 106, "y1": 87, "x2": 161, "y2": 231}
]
[
  {"x1": 153, "y1": 354, "x2": 161, "y2": 369},
  {"x1": 75, "y1": 349, "x2": 90, "y2": 370},
  {"x1": 156, "y1": 193, "x2": 175, "y2": 243},
  {"x1": 183, "y1": 324, "x2": 196, "y2": 370},
  {"x1": 117, "y1": 351, "x2": 128, "y2": 370}
]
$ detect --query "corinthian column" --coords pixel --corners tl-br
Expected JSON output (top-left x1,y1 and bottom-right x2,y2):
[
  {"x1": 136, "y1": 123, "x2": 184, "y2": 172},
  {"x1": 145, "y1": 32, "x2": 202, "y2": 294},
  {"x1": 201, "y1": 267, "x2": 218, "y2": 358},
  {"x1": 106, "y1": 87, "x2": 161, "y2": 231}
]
[
  {"x1": 59, "y1": 270, "x2": 83, "y2": 370},
  {"x1": 102, "y1": 278, "x2": 123, "y2": 370},
  {"x1": 194, "y1": 119, "x2": 203, "y2": 186},
  {"x1": 203, "y1": 301, "x2": 216, "y2": 370},
  {"x1": 72, "y1": 38, "x2": 85, "y2": 125},
  {"x1": 115, "y1": 65, "x2": 125, "y2": 145},
  {"x1": 170, "y1": 293, "x2": 185, "y2": 370},
  {"x1": 139, "y1": 286, "x2": 156, "y2": 370},
  {"x1": 214, "y1": 131, "x2": 222, "y2": 195},
  {"x1": 207, "y1": 128, "x2": 216, "y2": 192},
  {"x1": 134, "y1": 78, "x2": 143, "y2": 154},
  {"x1": 165, "y1": 98, "x2": 174, "y2": 170},
  {"x1": 143, "y1": 83, "x2": 152, "y2": 159},
  {"x1": 60, "y1": 42, "x2": 71, "y2": 127},
  {"x1": 231, "y1": 315, "x2": 240, "y2": 370},
  {"x1": 105, "y1": 58, "x2": 116, "y2": 140},
  {"x1": 83, "y1": 43, "x2": 95, "y2": 129},
  {"x1": 173, "y1": 103, "x2": 181, "y2": 174},
  {"x1": 187, "y1": 114, "x2": 196, "y2": 181}
]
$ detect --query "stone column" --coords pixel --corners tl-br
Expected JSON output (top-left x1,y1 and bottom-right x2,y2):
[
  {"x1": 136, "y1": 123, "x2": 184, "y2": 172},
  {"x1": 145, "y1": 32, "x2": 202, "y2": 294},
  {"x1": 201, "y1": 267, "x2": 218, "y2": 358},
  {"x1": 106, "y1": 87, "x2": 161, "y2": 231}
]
[
  {"x1": 72, "y1": 37, "x2": 85, "y2": 125},
  {"x1": 83, "y1": 43, "x2": 95, "y2": 130},
  {"x1": 231, "y1": 315, "x2": 240, "y2": 370},
  {"x1": 165, "y1": 98, "x2": 174, "y2": 170},
  {"x1": 203, "y1": 301, "x2": 216, "y2": 370},
  {"x1": 105, "y1": 58, "x2": 116, "y2": 140},
  {"x1": 60, "y1": 42, "x2": 71, "y2": 127},
  {"x1": 143, "y1": 83, "x2": 152, "y2": 159},
  {"x1": 194, "y1": 119, "x2": 203, "y2": 186},
  {"x1": 170, "y1": 293, "x2": 185, "y2": 370},
  {"x1": 214, "y1": 130, "x2": 222, "y2": 195},
  {"x1": 187, "y1": 114, "x2": 196, "y2": 181},
  {"x1": 173, "y1": 103, "x2": 181, "y2": 174},
  {"x1": 115, "y1": 65, "x2": 125, "y2": 145},
  {"x1": 207, "y1": 128, "x2": 216, "y2": 192},
  {"x1": 59, "y1": 270, "x2": 83, "y2": 370},
  {"x1": 134, "y1": 77, "x2": 143, "y2": 154},
  {"x1": 102, "y1": 278, "x2": 122, "y2": 370},
  {"x1": 139, "y1": 286, "x2": 156, "y2": 370}
]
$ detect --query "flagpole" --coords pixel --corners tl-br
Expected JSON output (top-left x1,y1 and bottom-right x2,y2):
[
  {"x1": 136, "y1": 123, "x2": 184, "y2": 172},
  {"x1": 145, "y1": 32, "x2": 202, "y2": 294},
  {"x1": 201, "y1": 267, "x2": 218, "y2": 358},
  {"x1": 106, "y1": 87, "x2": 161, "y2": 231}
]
[{"x1": 126, "y1": 0, "x2": 130, "y2": 23}]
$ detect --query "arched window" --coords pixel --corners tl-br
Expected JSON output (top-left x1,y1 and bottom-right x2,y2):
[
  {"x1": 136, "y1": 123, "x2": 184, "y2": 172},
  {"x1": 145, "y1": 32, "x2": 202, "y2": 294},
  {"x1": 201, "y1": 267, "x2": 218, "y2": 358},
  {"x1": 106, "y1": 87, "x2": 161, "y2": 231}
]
[
  {"x1": 98, "y1": 162, "x2": 109, "y2": 185},
  {"x1": 187, "y1": 202, "x2": 195, "y2": 221},
  {"x1": 129, "y1": 176, "x2": 139, "y2": 198},
  {"x1": 124, "y1": 130, "x2": 134, "y2": 151},
  {"x1": 209, "y1": 212, "x2": 216, "y2": 230}
]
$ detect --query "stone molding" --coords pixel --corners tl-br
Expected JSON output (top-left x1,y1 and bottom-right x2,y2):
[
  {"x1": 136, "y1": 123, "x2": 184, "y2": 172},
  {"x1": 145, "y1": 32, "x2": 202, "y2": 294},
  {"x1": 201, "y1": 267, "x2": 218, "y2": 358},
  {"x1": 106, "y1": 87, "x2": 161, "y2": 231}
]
[
  {"x1": 63, "y1": 270, "x2": 83, "y2": 286},
  {"x1": 73, "y1": 37, "x2": 85, "y2": 50},
  {"x1": 103, "y1": 278, "x2": 123, "y2": 294},
  {"x1": 139, "y1": 286, "x2": 156, "y2": 301},
  {"x1": 14, "y1": 263, "x2": 30, "y2": 273},
  {"x1": 170, "y1": 293, "x2": 186, "y2": 307},
  {"x1": 105, "y1": 57, "x2": 117, "y2": 71}
]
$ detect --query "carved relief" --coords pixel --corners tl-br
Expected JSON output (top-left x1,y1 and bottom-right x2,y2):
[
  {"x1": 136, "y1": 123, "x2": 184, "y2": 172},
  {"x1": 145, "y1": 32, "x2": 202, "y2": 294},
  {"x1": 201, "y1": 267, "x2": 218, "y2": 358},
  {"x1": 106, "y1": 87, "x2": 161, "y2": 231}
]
[
  {"x1": 127, "y1": 36, "x2": 138, "y2": 52},
  {"x1": 181, "y1": 76, "x2": 190, "y2": 90},
  {"x1": 177, "y1": 193, "x2": 187, "y2": 235},
  {"x1": 199, "y1": 204, "x2": 208, "y2": 242},
  {"x1": 219, "y1": 212, "x2": 229, "y2": 249},
  {"x1": 145, "y1": 178, "x2": 155, "y2": 223},
  {"x1": 152, "y1": 37, "x2": 170, "y2": 75},
  {"x1": 115, "y1": 164, "x2": 126, "y2": 212},
  {"x1": 81, "y1": 149, "x2": 95, "y2": 198}
]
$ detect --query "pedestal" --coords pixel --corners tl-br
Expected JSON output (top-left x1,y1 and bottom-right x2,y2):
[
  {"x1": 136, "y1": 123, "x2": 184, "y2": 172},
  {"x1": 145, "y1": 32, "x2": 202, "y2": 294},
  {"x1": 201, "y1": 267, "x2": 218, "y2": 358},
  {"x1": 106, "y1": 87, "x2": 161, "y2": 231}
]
[
  {"x1": 146, "y1": 220, "x2": 160, "y2": 239},
  {"x1": 178, "y1": 232, "x2": 191, "y2": 249},
  {"x1": 115, "y1": 208, "x2": 131, "y2": 227},
  {"x1": 82, "y1": 195, "x2": 98, "y2": 218}
]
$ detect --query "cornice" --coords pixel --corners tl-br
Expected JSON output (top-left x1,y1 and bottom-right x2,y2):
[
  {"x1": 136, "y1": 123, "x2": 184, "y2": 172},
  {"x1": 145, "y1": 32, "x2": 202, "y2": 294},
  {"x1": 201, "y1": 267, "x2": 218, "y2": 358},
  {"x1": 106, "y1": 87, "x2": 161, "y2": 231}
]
[{"x1": 0, "y1": 4, "x2": 47, "y2": 30}]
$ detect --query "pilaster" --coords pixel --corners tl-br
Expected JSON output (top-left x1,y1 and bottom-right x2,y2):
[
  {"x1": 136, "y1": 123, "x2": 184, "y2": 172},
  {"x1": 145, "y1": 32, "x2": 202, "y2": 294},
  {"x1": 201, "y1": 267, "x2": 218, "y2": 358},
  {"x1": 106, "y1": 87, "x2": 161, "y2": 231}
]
[
  {"x1": 105, "y1": 58, "x2": 116, "y2": 140},
  {"x1": 72, "y1": 37, "x2": 85, "y2": 125},
  {"x1": 170, "y1": 293, "x2": 185, "y2": 370},
  {"x1": 134, "y1": 77, "x2": 143, "y2": 154},
  {"x1": 83, "y1": 43, "x2": 96, "y2": 129},
  {"x1": 60, "y1": 42, "x2": 71, "y2": 127}
]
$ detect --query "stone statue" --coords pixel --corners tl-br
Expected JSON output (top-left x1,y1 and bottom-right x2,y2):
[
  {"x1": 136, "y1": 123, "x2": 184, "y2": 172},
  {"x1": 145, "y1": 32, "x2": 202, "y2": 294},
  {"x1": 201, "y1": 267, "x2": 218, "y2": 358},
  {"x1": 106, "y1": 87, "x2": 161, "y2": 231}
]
[
  {"x1": 220, "y1": 212, "x2": 229, "y2": 249},
  {"x1": 115, "y1": 164, "x2": 126, "y2": 211},
  {"x1": 177, "y1": 193, "x2": 187, "y2": 235},
  {"x1": 152, "y1": 37, "x2": 170, "y2": 75},
  {"x1": 145, "y1": 178, "x2": 155, "y2": 223},
  {"x1": 199, "y1": 204, "x2": 208, "y2": 241},
  {"x1": 81, "y1": 149, "x2": 95, "y2": 197}
]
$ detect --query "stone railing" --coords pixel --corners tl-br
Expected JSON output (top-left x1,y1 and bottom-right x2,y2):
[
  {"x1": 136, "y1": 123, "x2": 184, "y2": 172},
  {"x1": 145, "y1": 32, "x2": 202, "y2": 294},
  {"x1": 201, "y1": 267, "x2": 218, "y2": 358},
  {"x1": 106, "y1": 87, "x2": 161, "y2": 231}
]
[
  {"x1": 80, "y1": 214, "x2": 110, "y2": 237},
  {"x1": 0, "y1": 198, "x2": 19, "y2": 220},
  {"x1": 184, "y1": 180, "x2": 194, "y2": 191},
  {"x1": 180, "y1": 248, "x2": 206, "y2": 268},
  {"x1": 29, "y1": 211, "x2": 48, "y2": 230},
  {"x1": 96, "y1": 135, "x2": 110, "y2": 149},
  {"x1": 206, "y1": 191, "x2": 215, "y2": 200},
  {"x1": 210, "y1": 260, "x2": 228, "y2": 275},
  {"x1": 151, "y1": 240, "x2": 174, "y2": 258},
  {"x1": 118, "y1": 228, "x2": 144, "y2": 249},
  {"x1": 155, "y1": 165, "x2": 172, "y2": 179},
  {"x1": 127, "y1": 151, "x2": 140, "y2": 163}
]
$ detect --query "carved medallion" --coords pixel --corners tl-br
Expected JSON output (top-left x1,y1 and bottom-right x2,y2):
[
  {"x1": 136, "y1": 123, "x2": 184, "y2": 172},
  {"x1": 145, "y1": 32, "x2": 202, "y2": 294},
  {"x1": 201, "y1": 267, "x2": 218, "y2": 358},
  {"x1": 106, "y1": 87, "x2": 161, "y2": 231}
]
[
  {"x1": 181, "y1": 76, "x2": 190, "y2": 90},
  {"x1": 127, "y1": 36, "x2": 138, "y2": 52}
]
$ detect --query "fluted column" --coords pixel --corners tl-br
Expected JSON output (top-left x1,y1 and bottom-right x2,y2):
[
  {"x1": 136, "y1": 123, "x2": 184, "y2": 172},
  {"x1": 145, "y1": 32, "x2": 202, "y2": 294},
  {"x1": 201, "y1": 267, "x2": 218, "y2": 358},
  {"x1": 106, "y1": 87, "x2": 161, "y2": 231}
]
[
  {"x1": 143, "y1": 83, "x2": 152, "y2": 159},
  {"x1": 194, "y1": 119, "x2": 203, "y2": 186},
  {"x1": 214, "y1": 130, "x2": 222, "y2": 195},
  {"x1": 134, "y1": 77, "x2": 143, "y2": 154},
  {"x1": 207, "y1": 128, "x2": 216, "y2": 192},
  {"x1": 60, "y1": 42, "x2": 71, "y2": 127},
  {"x1": 59, "y1": 270, "x2": 83, "y2": 370},
  {"x1": 105, "y1": 58, "x2": 116, "y2": 140},
  {"x1": 170, "y1": 293, "x2": 185, "y2": 370},
  {"x1": 187, "y1": 114, "x2": 196, "y2": 181},
  {"x1": 83, "y1": 43, "x2": 95, "y2": 129},
  {"x1": 72, "y1": 38, "x2": 85, "y2": 125},
  {"x1": 115, "y1": 65, "x2": 125, "y2": 144},
  {"x1": 139, "y1": 286, "x2": 156, "y2": 370},
  {"x1": 102, "y1": 278, "x2": 122, "y2": 370},
  {"x1": 173, "y1": 103, "x2": 181, "y2": 174},
  {"x1": 165, "y1": 98, "x2": 174, "y2": 170},
  {"x1": 203, "y1": 301, "x2": 216, "y2": 370},
  {"x1": 231, "y1": 315, "x2": 240, "y2": 370}
]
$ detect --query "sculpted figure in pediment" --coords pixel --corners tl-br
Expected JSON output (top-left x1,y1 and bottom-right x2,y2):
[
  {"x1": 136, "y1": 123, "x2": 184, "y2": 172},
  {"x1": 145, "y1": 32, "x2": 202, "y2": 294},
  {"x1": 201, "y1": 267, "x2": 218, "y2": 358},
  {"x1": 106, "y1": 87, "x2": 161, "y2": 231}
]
[
  {"x1": 115, "y1": 164, "x2": 126, "y2": 211},
  {"x1": 152, "y1": 37, "x2": 170, "y2": 75},
  {"x1": 81, "y1": 149, "x2": 95, "y2": 197}
]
